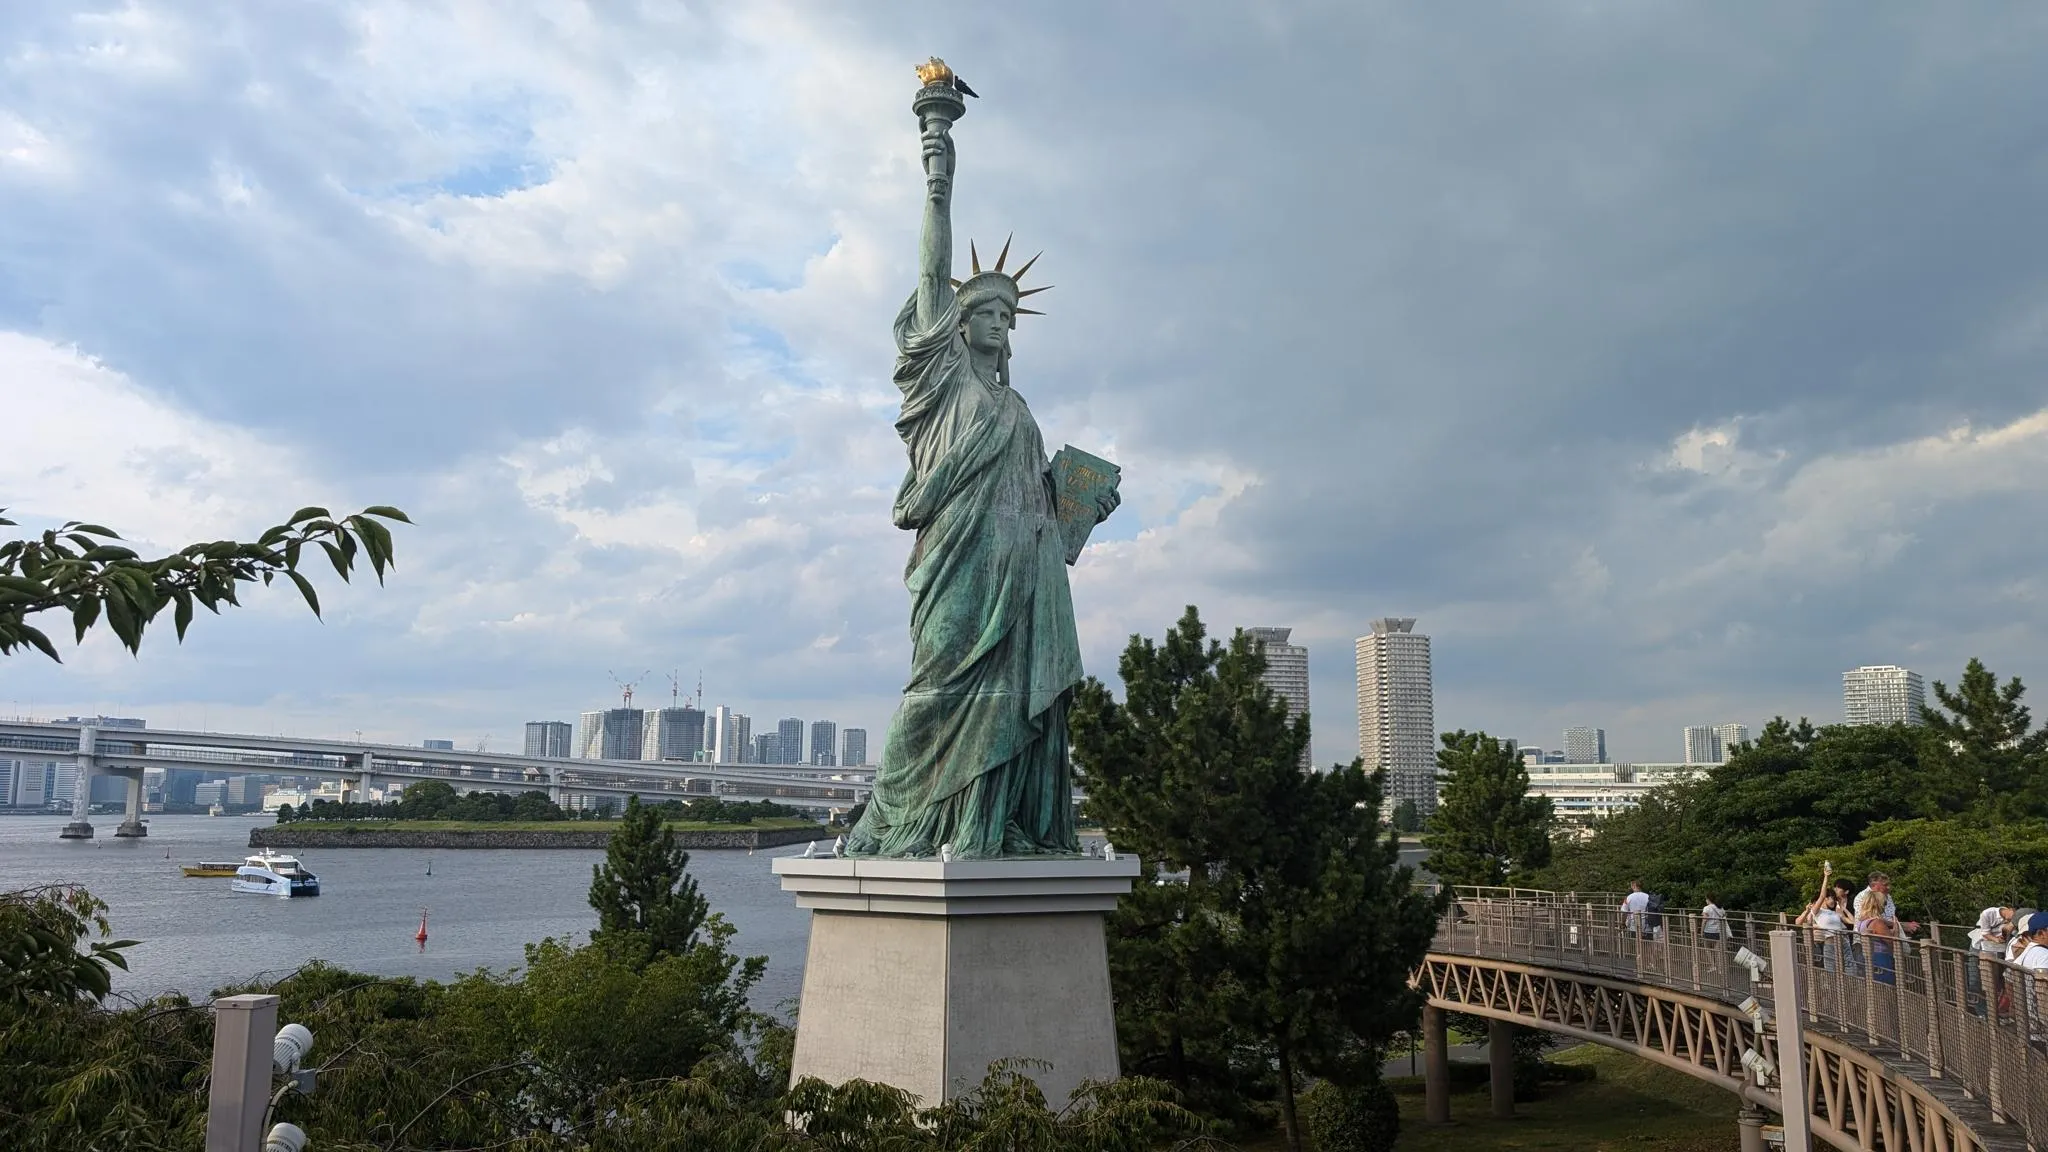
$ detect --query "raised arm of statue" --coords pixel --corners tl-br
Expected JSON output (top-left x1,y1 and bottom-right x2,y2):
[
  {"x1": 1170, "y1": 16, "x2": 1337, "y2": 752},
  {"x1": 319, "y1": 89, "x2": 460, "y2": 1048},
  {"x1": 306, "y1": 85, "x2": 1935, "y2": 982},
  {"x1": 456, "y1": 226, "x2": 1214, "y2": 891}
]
[{"x1": 915, "y1": 115, "x2": 955, "y2": 330}]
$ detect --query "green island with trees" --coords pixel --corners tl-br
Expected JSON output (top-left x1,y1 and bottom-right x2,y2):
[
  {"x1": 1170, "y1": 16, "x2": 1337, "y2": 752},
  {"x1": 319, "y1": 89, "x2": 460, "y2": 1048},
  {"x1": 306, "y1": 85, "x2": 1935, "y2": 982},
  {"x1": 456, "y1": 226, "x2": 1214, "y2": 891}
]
[{"x1": 274, "y1": 782, "x2": 818, "y2": 832}]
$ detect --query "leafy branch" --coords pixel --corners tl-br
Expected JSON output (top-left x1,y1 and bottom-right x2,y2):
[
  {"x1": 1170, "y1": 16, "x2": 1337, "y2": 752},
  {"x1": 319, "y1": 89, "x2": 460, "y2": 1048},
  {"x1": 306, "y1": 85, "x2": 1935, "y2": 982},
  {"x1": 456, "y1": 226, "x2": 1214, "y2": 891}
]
[{"x1": 0, "y1": 504, "x2": 411, "y2": 661}]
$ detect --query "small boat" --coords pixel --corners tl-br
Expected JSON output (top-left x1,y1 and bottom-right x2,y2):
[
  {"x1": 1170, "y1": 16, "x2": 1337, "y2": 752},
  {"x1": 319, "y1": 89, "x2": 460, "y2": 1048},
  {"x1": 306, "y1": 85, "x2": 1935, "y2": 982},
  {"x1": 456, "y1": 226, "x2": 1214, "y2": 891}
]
[
  {"x1": 230, "y1": 851, "x2": 321, "y2": 897},
  {"x1": 208, "y1": 804, "x2": 227, "y2": 817},
  {"x1": 182, "y1": 860, "x2": 245, "y2": 877}
]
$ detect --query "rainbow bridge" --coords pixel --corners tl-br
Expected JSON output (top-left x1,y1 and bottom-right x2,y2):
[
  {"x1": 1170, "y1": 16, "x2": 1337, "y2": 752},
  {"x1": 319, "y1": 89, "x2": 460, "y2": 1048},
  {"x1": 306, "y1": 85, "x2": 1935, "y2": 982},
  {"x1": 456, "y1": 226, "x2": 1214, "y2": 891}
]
[{"x1": 1420, "y1": 888, "x2": 2043, "y2": 1151}]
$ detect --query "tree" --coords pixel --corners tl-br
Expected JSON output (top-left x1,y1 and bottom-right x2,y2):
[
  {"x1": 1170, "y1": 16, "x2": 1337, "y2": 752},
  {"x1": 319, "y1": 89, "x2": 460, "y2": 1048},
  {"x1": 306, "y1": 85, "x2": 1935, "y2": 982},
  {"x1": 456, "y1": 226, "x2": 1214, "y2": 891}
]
[
  {"x1": 1789, "y1": 817, "x2": 2048, "y2": 926},
  {"x1": 589, "y1": 797, "x2": 709, "y2": 960},
  {"x1": 1390, "y1": 798, "x2": 1422, "y2": 834},
  {"x1": 1075, "y1": 607, "x2": 1441, "y2": 1150},
  {"x1": 0, "y1": 887, "x2": 137, "y2": 1005},
  {"x1": 0, "y1": 505, "x2": 409, "y2": 661},
  {"x1": 1423, "y1": 731, "x2": 1553, "y2": 887},
  {"x1": 1924, "y1": 658, "x2": 2048, "y2": 818}
]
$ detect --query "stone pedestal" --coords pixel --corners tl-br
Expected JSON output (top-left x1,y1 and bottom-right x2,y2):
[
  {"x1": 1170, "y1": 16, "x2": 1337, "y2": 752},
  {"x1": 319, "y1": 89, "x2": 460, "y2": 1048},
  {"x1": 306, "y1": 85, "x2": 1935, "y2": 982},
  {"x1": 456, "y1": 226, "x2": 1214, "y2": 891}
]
[
  {"x1": 114, "y1": 819, "x2": 148, "y2": 838},
  {"x1": 773, "y1": 854, "x2": 1141, "y2": 1110},
  {"x1": 59, "y1": 821, "x2": 94, "y2": 840}
]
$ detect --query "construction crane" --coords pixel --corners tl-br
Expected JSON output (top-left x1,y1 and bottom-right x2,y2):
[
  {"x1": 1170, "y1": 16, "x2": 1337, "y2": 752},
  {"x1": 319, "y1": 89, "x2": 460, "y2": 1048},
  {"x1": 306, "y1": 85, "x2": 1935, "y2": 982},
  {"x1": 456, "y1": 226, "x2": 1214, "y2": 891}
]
[
  {"x1": 608, "y1": 670, "x2": 651, "y2": 710},
  {"x1": 667, "y1": 670, "x2": 685, "y2": 709}
]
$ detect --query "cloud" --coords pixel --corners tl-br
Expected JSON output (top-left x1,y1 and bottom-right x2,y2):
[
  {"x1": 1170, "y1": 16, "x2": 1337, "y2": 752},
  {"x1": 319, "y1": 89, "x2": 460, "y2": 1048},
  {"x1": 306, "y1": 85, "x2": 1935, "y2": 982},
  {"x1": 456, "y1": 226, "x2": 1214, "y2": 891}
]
[{"x1": 2, "y1": 2, "x2": 2046, "y2": 771}]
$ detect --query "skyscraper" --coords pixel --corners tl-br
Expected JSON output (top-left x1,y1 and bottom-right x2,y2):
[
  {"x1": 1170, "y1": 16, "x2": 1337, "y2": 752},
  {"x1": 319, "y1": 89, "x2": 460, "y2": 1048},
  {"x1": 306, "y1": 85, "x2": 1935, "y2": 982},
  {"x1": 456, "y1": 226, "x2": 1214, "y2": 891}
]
[
  {"x1": 777, "y1": 718, "x2": 805, "y2": 765},
  {"x1": 810, "y1": 720, "x2": 838, "y2": 766},
  {"x1": 1844, "y1": 665, "x2": 1925, "y2": 726},
  {"x1": 643, "y1": 707, "x2": 707, "y2": 762},
  {"x1": 1682, "y1": 726, "x2": 1719, "y2": 765},
  {"x1": 524, "y1": 720, "x2": 573, "y2": 758},
  {"x1": 1356, "y1": 617, "x2": 1436, "y2": 814},
  {"x1": 1714, "y1": 722, "x2": 1749, "y2": 757},
  {"x1": 711, "y1": 708, "x2": 752, "y2": 764},
  {"x1": 1246, "y1": 627, "x2": 1312, "y2": 770},
  {"x1": 577, "y1": 708, "x2": 645, "y2": 760},
  {"x1": 1562, "y1": 726, "x2": 1607, "y2": 765},
  {"x1": 842, "y1": 728, "x2": 869, "y2": 767},
  {"x1": 754, "y1": 733, "x2": 779, "y2": 764}
]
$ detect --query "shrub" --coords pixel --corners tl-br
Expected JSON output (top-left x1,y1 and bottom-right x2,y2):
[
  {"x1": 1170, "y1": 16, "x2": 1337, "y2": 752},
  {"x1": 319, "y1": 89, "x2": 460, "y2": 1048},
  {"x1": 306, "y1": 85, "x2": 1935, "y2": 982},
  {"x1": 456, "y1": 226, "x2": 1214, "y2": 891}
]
[{"x1": 1299, "y1": 1078, "x2": 1399, "y2": 1152}]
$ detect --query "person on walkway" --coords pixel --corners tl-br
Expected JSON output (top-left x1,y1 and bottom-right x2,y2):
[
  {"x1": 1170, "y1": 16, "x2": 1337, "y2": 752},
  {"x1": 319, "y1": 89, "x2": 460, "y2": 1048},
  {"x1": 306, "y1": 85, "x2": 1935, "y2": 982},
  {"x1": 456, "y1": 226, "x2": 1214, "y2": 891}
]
[
  {"x1": 1797, "y1": 885, "x2": 1850, "y2": 974},
  {"x1": 1701, "y1": 893, "x2": 1730, "y2": 948},
  {"x1": 1622, "y1": 881, "x2": 1650, "y2": 936},
  {"x1": 1854, "y1": 872, "x2": 1919, "y2": 937},
  {"x1": 2013, "y1": 912, "x2": 2048, "y2": 1046},
  {"x1": 1968, "y1": 914, "x2": 2011, "y2": 1017}
]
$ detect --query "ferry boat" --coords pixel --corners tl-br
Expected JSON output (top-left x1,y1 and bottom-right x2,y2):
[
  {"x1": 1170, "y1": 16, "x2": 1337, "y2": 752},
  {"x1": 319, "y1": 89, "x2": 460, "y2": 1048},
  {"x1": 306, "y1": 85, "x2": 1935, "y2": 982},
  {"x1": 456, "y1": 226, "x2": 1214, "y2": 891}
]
[
  {"x1": 181, "y1": 860, "x2": 244, "y2": 877},
  {"x1": 230, "y1": 851, "x2": 321, "y2": 897}
]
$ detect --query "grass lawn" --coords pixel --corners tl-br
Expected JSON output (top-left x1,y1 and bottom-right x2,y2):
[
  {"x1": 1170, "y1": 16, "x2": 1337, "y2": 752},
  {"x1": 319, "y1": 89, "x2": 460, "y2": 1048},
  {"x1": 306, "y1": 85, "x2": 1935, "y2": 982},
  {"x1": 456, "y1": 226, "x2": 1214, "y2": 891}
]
[
  {"x1": 287, "y1": 817, "x2": 823, "y2": 833},
  {"x1": 1388, "y1": 1045, "x2": 1743, "y2": 1152},
  {"x1": 1235, "y1": 1045, "x2": 1743, "y2": 1152}
]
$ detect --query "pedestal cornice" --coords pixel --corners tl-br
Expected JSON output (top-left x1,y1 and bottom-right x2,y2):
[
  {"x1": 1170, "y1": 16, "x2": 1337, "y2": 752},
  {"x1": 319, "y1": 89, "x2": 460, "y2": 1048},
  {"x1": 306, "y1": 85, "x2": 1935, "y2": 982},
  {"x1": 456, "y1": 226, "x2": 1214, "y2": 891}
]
[{"x1": 773, "y1": 855, "x2": 1142, "y2": 916}]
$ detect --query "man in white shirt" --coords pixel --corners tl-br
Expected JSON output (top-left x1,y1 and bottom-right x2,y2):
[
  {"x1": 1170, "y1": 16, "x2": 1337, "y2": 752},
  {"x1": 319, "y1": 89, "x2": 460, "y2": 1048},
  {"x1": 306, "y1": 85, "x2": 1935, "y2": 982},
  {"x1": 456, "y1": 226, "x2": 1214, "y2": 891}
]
[
  {"x1": 1622, "y1": 881, "x2": 1650, "y2": 936},
  {"x1": 1854, "y1": 872, "x2": 1919, "y2": 936},
  {"x1": 1701, "y1": 894, "x2": 1729, "y2": 944}
]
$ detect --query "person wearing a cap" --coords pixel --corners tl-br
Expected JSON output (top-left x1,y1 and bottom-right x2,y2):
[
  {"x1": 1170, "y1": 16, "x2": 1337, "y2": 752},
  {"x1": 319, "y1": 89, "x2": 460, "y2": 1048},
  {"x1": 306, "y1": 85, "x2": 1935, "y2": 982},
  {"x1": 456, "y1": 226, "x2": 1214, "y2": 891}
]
[{"x1": 2015, "y1": 911, "x2": 2048, "y2": 1044}]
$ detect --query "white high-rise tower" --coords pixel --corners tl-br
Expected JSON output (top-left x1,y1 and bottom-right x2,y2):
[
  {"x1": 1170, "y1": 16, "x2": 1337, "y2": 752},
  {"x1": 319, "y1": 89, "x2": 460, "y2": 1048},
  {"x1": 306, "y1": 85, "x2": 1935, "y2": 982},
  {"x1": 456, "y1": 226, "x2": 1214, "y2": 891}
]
[
  {"x1": 1355, "y1": 618, "x2": 1436, "y2": 814},
  {"x1": 1246, "y1": 627, "x2": 1312, "y2": 770},
  {"x1": 1844, "y1": 665, "x2": 1925, "y2": 726}
]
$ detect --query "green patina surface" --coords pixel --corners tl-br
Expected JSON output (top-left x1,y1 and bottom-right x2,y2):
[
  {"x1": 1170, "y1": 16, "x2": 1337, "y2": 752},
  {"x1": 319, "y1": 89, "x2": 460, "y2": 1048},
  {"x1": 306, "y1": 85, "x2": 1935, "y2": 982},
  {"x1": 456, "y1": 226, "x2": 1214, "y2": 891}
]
[{"x1": 846, "y1": 69, "x2": 1119, "y2": 860}]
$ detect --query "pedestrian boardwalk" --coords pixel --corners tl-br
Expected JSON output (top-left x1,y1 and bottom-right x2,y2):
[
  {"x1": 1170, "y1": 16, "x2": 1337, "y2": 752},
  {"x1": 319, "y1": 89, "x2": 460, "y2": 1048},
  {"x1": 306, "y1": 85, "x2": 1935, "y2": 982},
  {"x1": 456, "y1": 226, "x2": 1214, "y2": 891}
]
[{"x1": 1422, "y1": 890, "x2": 2035, "y2": 1152}]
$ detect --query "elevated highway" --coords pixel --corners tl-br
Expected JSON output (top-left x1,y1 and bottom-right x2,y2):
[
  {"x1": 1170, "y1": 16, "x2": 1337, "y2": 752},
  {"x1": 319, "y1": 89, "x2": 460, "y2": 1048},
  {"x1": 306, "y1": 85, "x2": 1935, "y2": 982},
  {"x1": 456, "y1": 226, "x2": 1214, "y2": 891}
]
[
  {"x1": 0, "y1": 720, "x2": 872, "y2": 838},
  {"x1": 1425, "y1": 889, "x2": 2038, "y2": 1152}
]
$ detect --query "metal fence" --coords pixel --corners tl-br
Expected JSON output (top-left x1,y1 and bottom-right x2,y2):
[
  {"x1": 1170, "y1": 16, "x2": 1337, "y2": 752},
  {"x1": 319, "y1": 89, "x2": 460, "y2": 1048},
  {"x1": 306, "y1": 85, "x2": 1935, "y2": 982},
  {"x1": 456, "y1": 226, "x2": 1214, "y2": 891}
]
[{"x1": 1439, "y1": 888, "x2": 2048, "y2": 1149}]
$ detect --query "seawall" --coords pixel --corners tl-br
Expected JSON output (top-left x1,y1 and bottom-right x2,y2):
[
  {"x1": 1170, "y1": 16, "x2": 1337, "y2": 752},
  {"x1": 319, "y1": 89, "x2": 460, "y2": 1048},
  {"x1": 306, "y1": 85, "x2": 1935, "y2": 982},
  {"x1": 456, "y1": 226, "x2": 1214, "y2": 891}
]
[{"x1": 250, "y1": 824, "x2": 833, "y2": 851}]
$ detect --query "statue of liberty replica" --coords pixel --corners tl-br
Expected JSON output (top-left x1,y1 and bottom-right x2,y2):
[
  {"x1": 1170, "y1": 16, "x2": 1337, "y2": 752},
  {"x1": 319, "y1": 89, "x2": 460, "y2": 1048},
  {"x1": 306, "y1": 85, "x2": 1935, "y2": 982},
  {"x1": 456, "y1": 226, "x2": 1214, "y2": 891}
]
[{"x1": 845, "y1": 58, "x2": 1122, "y2": 860}]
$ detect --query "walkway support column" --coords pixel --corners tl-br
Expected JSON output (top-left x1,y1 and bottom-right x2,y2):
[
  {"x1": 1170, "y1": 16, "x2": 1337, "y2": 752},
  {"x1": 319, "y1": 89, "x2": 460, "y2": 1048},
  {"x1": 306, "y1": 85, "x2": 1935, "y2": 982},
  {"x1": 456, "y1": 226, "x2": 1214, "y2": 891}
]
[
  {"x1": 1767, "y1": 929, "x2": 1812, "y2": 1152},
  {"x1": 1488, "y1": 1018, "x2": 1515, "y2": 1118},
  {"x1": 1737, "y1": 1105, "x2": 1767, "y2": 1152},
  {"x1": 1423, "y1": 1004, "x2": 1451, "y2": 1124}
]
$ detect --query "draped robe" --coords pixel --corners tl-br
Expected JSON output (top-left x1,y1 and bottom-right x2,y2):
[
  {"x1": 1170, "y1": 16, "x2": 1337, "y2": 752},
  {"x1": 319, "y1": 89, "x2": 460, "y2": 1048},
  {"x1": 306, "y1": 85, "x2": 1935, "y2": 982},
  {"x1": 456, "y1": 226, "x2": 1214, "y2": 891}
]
[{"x1": 843, "y1": 289, "x2": 1083, "y2": 858}]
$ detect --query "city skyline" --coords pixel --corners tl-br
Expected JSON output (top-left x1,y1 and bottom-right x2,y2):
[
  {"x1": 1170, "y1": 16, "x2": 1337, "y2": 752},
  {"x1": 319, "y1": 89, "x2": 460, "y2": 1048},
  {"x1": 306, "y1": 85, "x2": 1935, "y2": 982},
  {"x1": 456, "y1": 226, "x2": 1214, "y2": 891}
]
[{"x1": 6, "y1": 9, "x2": 2045, "y2": 772}]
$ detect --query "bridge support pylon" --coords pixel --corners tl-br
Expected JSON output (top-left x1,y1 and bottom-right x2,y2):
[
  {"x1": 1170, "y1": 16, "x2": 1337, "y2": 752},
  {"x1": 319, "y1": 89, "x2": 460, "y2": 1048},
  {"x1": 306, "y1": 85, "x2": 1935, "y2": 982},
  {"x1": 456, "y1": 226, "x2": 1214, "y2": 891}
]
[
  {"x1": 1423, "y1": 1004, "x2": 1451, "y2": 1124},
  {"x1": 1488, "y1": 1018, "x2": 1515, "y2": 1119},
  {"x1": 114, "y1": 770, "x2": 147, "y2": 837}
]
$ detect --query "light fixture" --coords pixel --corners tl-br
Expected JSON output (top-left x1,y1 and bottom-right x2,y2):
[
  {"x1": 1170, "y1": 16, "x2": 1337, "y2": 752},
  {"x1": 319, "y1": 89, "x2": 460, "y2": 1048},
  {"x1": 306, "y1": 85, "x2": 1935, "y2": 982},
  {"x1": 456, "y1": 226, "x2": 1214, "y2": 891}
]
[
  {"x1": 1741, "y1": 1046, "x2": 1775, "y2": 1083},
  {"x1": 264, "y1": 1121, "x2": 309, "y2": 1152},
  {"x1": 1735, "y1": 946, "x2": 1769, "y2": 981},
  {"x1": 1738, "y1": 995, "x2": 1772, "y2": 1030},
  {"x1": 272, "y1": 1024, "x2": 314, "y2": 1073}
]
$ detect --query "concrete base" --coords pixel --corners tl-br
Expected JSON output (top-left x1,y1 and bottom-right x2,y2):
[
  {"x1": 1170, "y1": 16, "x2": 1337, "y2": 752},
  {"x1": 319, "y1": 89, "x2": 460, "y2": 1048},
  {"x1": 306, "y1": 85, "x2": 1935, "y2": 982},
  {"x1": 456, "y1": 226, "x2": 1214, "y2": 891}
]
[
  {"x1": 114, "y1": 819, "x2": 148, "y2": 838},
  {"x1": 774, "y1": 854, "x2": 1141, "y2": 1110},
  {"x1": 59, "y1": 821, "x2": 95, "y2": 840}
]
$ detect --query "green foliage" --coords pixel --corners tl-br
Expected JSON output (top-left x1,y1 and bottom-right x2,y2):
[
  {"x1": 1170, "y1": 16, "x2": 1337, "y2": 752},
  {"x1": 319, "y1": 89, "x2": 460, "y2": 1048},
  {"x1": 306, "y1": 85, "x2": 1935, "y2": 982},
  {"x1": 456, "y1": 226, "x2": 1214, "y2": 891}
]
[
  {"x1": 589, "y1": 796, "x2": 710, "y2": 961},
  {"x1": 1423, "y1": 731, "x2": 1553, "y2": 887},
  {"x1": 0, "y1": 887, "x2": 138, "y2": 1005},
  {"x1": 1539, "y1": 660, "x2": 2048, "y2": 918},
  {"x1": 1299, "y1": 1077, "x2": 1400, "y2": 1152},
  {"x1": 1538, "y1": 716, "x2": 1936, "y2": 909},
  {"x1": 1925, "y1": 658, "x2": 2048, "y2": 818},
  {"x1": 0, "y1": 897, "x2": 1200, "y2": 1152},
  {"x1": 0, "y1": 504, "x2": 409, "y2": 661},
  {"x1": 1787, "y1": 818, "x2": 2048, "y2": 926},
  {"x1": 1075, "y1": 606, "x2": 1442, "y2": 1150},
  {"x1": 1390, "y1": 798, "x2": 1422, "y2": 834}
]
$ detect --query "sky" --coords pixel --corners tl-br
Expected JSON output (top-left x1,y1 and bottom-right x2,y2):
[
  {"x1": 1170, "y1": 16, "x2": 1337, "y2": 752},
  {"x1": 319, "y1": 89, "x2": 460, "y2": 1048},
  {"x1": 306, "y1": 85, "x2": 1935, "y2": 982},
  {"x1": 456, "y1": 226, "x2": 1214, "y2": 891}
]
[{"x1": 4, "y1": 2, "x2": 2048, "y2": 766}]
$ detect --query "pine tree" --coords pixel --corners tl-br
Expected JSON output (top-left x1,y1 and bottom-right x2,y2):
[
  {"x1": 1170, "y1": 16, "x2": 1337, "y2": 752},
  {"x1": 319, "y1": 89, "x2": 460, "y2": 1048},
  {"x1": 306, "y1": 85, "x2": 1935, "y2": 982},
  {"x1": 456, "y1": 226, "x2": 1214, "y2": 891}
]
[
  {"x1": 1925, "y1": 659, "x2": 2048, "y2": 816},
  {"x1": 588, "y1": 796, "x2": 708, "y2": 961},
  {"x1": 1390, "y1": 798, "x2": 1422, "y2": 834},
  {"x1": 1424, "y1": 730, "x2": 1553, "y2": 888},
  {"x1": 1075, "y1": 607, "x2": 1441, "y2": 1151}
]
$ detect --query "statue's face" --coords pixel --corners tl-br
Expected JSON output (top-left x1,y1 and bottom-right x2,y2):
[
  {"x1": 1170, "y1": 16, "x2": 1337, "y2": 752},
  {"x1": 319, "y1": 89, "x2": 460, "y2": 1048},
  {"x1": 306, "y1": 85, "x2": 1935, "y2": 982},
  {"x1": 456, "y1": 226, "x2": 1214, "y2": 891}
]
[{"x1": 963, "y1": 300, "x2": 1011, "y2": 356}]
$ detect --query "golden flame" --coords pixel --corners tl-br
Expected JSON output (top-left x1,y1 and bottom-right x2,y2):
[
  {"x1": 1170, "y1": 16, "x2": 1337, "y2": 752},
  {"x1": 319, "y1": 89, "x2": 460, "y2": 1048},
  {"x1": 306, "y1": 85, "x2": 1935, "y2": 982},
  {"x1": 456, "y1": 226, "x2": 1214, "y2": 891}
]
[{"x1": 915, "y1": 57, "x2": 955, "y2": 87}]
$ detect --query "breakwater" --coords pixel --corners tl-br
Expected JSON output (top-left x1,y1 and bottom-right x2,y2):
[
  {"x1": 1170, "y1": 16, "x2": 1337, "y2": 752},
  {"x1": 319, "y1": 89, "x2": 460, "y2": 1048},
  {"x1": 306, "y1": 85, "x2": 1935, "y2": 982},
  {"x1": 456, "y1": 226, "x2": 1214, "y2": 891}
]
[{"x1": 250, "y1": 824, "x2": 832, "y2": 850}]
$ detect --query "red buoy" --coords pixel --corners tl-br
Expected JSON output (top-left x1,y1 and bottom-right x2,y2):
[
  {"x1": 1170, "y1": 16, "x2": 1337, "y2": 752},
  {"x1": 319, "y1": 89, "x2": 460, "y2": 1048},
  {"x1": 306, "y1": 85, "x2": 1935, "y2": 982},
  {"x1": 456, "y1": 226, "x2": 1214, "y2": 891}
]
[{"x1": 415, "y1": 908, "x2": 429, "y2": 947}]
